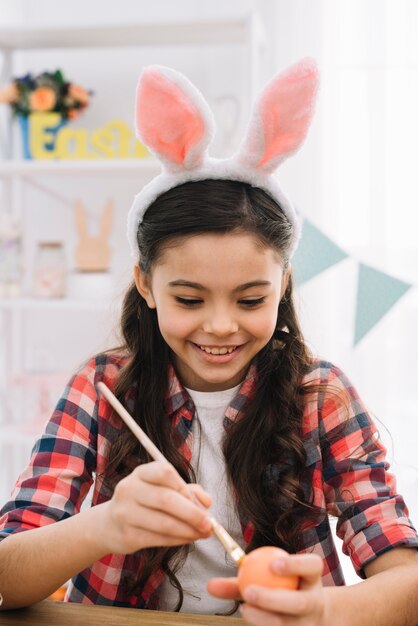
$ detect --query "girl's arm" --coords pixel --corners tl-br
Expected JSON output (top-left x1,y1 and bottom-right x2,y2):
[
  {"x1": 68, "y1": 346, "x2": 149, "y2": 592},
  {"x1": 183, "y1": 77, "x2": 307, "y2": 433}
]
[
  {"x1": 208, "y1": 546, "x2": 418, "y2": 626},
  {"x1": 0, "y1": 502, "x2": 109, "y2": 610},
  {"x1": 0, "y1": 463, "x2": 212, "y2": 610},
  {"x1": 324, "y1": 547, "x2": 418, "y2": 626}
]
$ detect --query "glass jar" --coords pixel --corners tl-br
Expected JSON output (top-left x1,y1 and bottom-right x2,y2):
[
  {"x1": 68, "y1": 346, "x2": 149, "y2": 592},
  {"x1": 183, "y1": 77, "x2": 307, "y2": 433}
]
[{"x1": 33, "y1": 242, "x2": 67, "y2": 298}]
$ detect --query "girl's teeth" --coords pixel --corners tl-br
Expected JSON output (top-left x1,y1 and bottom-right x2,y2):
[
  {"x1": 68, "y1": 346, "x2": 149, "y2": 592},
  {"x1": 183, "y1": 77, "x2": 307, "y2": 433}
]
[{"x1": 198, "y1": 345, "x2": 236, "y2": 355}]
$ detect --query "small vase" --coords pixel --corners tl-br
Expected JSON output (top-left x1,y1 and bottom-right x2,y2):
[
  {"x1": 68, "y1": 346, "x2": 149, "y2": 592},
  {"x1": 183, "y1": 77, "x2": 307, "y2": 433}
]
[{"x1": 18, "y1": 113, "x2": 67, "y2": 160}]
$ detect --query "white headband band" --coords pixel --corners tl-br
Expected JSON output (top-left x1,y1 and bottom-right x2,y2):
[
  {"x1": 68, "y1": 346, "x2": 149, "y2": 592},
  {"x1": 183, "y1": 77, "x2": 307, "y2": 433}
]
[{"x1": 127, "y1": 59, "x2": 319, "y2": 259}]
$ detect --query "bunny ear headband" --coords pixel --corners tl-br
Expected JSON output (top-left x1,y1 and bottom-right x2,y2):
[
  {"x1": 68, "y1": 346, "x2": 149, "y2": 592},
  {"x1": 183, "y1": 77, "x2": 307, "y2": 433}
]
[{"x1": 127, "y1": 58, "x2": 319, "y2": 259}]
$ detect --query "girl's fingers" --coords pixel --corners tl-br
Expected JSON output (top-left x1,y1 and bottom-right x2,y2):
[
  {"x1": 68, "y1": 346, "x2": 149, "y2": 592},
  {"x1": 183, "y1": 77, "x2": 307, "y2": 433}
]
[
  {"x1": 128, "y1": 503, "x2": 212, "y2": 540},
  {"x1": 111, "y1": 462, "x2": 214, "y2": 552},
  {"x1": 240, "y1": 602, "x2": 284, "y2": 626},
  {"x1": 133, "y1": 463, "x2": 212, "y2": 513},
  {"x1": 133, "y1": 461, "x2": 186, "y2": 491},
  {"x1": 270, "y1": 553, "x2": 323, "y2": 589},
  {"x1": 207, "y1": 577, "x2": 242, "y2": 600},
  {"x1": 185, "y1": 483, "x2": 213, "y2": 509},
  {"x1": 242, "y1": 586, "x2": 322, "y2": 617},
  {"x1": 131, "y1": 527, "x2": 210, "y2": 549},
  {"x1": 131, "y1": 482, "x2": 212, "y2": 533},
  {"x1": 119, "y1": 463, "x2": 213, "y2": 535},
  {"x1": 142, "y1": 464, "x2": 212, "y2": 504},
  {"x1": 238, "y1": 555, "x2": 325, "y2": 622},
  {"x1": 235, "y1": 554, "x2": 324, "y2": 626}
]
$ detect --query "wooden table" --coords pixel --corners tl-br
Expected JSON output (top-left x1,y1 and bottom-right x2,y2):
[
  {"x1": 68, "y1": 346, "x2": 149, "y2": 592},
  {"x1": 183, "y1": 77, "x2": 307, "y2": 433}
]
[{"x1": 0, "y1": 601, "x2": 246, "y2": 625}]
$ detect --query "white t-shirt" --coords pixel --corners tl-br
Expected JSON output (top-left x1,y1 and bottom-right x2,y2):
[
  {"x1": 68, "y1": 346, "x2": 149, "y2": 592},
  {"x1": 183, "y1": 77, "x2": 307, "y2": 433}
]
[{"x1": 158, "y1": 384, "x2": 244, "y2": 615}]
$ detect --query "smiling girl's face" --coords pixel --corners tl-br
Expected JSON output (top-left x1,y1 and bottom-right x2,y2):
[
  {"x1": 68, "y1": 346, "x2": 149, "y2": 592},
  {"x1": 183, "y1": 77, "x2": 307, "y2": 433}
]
[{"x1": 135, "y1": 231, "x2": 290, "y2": 392}]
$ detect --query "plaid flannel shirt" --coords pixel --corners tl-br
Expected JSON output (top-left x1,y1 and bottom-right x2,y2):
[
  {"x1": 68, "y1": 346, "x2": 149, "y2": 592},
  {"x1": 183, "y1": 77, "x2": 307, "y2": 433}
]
[{"x1": 0, "y1": 353, "x2": 417, "y2": 608}]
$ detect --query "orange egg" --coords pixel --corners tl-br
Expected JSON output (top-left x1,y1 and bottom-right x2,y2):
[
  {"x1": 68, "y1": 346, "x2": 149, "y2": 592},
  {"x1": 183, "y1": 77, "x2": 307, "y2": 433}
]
[{"x1": 237, "y1": 546, "x2": 299, "y2": 595}]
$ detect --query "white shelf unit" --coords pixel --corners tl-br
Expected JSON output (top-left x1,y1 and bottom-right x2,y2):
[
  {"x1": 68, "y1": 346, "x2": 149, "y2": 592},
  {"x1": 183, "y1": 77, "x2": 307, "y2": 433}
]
[
  {"x1": 0, "y1": 20, "x2": 261, "y2": 48},
  {"x1": 0, "y1": 158, "x2": 160, "y2": 177},
  {"x1": 0, "y1": 13, "x2": 266, "y2": 291},
  {"x1": 0, "y1": 296, "x2": 115, "y2": 309},
  {"x1": 0, "y1": 15, "x2": 266, "y2": 503},
  {"x1": 0, "y1": 17, "x2": 266, "y2": 157}
]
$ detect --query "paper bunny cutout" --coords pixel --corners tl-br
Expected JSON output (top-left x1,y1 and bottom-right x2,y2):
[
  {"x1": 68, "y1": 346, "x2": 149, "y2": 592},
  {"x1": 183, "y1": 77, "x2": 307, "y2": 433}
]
[
  {"x1": 74, "y1": 199, "x2": 113, "y2": 272},
  {"x1": 127, "y1": 58, "x2": 319, "y2": 259}
]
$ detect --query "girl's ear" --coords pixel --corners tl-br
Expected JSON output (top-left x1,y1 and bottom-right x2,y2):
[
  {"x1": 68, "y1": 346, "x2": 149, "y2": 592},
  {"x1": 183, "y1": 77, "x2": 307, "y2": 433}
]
[
  {"x1": 135, "y1": 65, "x2": 215, "y2": 173},
  {"x1": 133, "y1": 264, "x2": 156, "y2": 309},
  {"x1": 236, "y1": 58, "x2": 319, "y2": 173}
]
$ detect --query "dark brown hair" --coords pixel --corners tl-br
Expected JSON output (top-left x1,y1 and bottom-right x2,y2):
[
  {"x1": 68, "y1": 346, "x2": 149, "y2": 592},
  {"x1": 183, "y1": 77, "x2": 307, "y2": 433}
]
[{"x1": 105, "y1": 179, "x2": 323, "y2": 610}]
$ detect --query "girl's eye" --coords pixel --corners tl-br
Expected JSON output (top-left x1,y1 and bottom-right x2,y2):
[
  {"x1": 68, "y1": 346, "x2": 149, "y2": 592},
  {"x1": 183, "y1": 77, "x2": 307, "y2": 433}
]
[
  {"x1": 239, "y1": 297, "x2": 266, "y2": 307},
  {"x1": 174, "y1": 296, "x2": 266, "y2": 307},
  {"x1": 175, "y1": 296, "x2": 202, "y2": 306}
]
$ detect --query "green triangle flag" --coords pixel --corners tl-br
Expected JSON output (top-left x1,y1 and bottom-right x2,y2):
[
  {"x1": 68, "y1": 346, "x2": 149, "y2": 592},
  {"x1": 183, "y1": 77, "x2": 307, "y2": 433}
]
[
  {"x1": 292, "y1": 219, "x2": 348, "y2": 285},
  {"x1": 354, "y1": 263, "x2": 412, "y2": 346}
]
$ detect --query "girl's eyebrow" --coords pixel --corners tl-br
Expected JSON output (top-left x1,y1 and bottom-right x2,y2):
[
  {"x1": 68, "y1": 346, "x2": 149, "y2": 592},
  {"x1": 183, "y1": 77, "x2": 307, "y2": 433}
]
[{"x1": 168, "y1": 280, "x2": 272, "y2": 292}]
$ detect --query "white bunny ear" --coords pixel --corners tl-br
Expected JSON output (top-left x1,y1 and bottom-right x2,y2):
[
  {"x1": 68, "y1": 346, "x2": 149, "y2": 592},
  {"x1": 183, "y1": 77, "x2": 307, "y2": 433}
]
[
  {"x1": 135, "y1": 65, "x2": 215, "y2": 173},
  {"x1": 236, "y1": 58, "x2": 319, "y2": 173}
]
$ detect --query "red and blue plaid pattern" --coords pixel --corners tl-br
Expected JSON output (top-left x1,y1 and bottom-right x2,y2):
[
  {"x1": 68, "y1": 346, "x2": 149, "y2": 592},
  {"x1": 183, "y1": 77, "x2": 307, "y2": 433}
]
[{"x1": 0, "y1": 353, "x2": 417, "y2": 607}]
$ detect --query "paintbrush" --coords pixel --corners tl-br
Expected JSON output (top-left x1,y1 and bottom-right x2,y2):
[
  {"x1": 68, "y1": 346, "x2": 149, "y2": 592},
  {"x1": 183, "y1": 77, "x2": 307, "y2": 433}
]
[{"x1": 97, "y1": 381, "x2": 246, "y2": 567}]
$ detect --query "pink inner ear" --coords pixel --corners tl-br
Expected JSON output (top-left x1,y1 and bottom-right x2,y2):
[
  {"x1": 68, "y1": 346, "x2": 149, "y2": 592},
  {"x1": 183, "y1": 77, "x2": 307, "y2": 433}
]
[
  {"x1": 257, "y1": 69, "x2": 317, "y2": 169},
  {"x1": 137, "y1": 70, "x2": 205, "y2": 166}
]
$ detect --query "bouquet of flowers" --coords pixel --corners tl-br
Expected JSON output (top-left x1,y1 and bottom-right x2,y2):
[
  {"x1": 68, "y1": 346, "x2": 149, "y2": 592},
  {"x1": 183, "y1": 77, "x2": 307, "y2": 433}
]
[{"x1": 0, "y1": 69, "x2": 92, "y2": 120}]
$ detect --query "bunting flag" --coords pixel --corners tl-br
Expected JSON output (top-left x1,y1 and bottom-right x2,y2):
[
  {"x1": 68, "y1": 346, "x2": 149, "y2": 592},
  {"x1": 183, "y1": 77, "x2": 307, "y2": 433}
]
[
  {"x1": 292, "y1": 218, "x2": 348, "y2": 285},
  {"x1": 292, "y1": 217, "x2": 415, "y2": 345},
  {"x1": 354, "y1": 263, "x2": 412, "y2": 346}
]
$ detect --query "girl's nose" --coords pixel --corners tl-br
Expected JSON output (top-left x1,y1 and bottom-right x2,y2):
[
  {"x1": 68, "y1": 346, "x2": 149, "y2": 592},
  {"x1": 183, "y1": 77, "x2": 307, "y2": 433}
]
[{"x1": 202, "y1": 309, "x2": 239, "y2": 336}]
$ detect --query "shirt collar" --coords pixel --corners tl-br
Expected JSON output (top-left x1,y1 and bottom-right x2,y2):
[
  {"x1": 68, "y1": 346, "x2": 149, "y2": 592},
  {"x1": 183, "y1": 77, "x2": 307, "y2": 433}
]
[{"x1": 164, "y1": 361, "x2": 258, "y2": 419}]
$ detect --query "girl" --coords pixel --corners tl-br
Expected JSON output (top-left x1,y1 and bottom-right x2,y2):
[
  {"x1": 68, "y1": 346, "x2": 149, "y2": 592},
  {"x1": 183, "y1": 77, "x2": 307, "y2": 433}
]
[{"x1": 0, "y1": 61, "x2": 417, "y2": 625}]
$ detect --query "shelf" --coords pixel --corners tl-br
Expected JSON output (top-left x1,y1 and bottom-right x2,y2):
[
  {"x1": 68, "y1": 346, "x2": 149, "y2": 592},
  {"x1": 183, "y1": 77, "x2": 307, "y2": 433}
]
[
  {"x1": 0, "y1": 19, "x2": 254, "y2": 50},
  {"x1": 0, "y1": 297, "x2": 114, "y2": 310},
  {"x1": 0, "y1": 158, "x2": 160, "y2": 177}
]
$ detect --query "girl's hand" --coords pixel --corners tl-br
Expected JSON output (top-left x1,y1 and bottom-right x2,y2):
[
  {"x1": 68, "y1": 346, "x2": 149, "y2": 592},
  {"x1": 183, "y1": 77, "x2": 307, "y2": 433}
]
[
  {"x1": 97, "y1": 461, "x2": 213, "y2": 555},
  {"x1": 208, "y1": 553, "x2": 326, "y2": 626}
]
